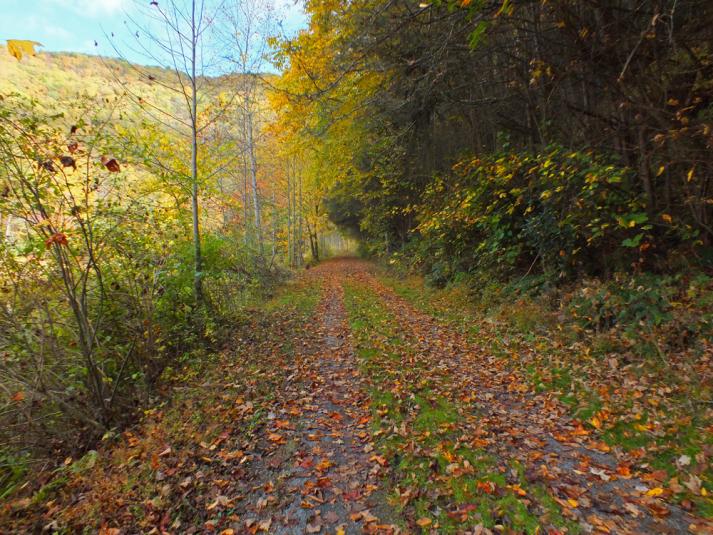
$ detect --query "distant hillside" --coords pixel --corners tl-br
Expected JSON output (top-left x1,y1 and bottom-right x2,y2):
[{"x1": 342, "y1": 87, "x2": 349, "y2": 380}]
[
  {"x1": 1, "y1": 45, "x2": 272, "y2": 130},
  {"x1": 0, "y1": 46, "x2": 191, "y2": 116}
]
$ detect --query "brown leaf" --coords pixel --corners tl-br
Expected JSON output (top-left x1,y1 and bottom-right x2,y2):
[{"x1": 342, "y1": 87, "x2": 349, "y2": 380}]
[
  {"x1": 60, "y1": 156, "x2": 76, "y2": 170},
  {"x1": 323, "y1": 511, "x2": 339, "y2": 523},
  {"x1": 45, "y1": 233, "x2": 68, "y2": 249},
  {"x1": 101, "y1": 155, "x2": 121, "y2": 172},
  {"x1": 206, "y1": 495, "x2": 230, "y2": 511}
]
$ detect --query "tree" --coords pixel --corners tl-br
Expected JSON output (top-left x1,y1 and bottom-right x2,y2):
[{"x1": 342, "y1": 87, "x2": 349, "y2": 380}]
[
  {"x1": 222, "y1": 0, "x2": 279, "y2": 262},
  {"x1": 113, "y1": 0, "x2": 229, "y2": 305}
]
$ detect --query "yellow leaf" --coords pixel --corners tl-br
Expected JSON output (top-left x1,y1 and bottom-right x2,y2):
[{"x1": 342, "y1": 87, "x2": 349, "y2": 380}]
[
  {"x1": 567, "y1": 498, "x2": 579, "y2": 507},
  {"x1": 6, "y1": 40, "x2": 42, "y2": 61},
  {"x1": 590, "y1": 416, "x2": 602, "y2": 429},
  {"x1": 646, "y1": 487, "x2": 664, "y2": 497},
  {"x1": 656, "y1": 165, "x2": 666, "y2": 177},
  {"x1": 336, "y1": 528, "x2": 346, "y2": 535},
  {"x1": 508, "y1": 483, "x2": 527, "y2": 496},
  {"x1": 416, "y1": 517, "x2": 432, "y2": 527},
  {"x1": 687, "y1": 168, "x2": 695, "y2": 182},
  {"x1": 661, "y1": 213, "x2": 672, "y2": 224}
]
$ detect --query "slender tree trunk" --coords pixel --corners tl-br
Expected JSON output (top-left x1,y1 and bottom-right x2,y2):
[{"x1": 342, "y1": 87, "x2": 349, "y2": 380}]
[
  {"x1": 286, "y1": 162, "x2": 292, "y2": 267},
  {"x1": 246, "y1": 89, "x2": 263, "y2": 259},
  {"x1": 637, "y1": 125, "x2": 655, "y2": 218},
  {"x1": 242, "y1": 153, "x2": 250, "y2": 247},
  {"x1": 190, "y1": 0, "x2": 203, "y2": 305},
  {"x1": 289, "y1": 158, "x2": 297, "y2": 266},
  {"x1": 271, "y1": 189, "x2": 277, "y2": 262},
  {"x1": 297, "y1": 167, "x2": 304, "y2": 266}
]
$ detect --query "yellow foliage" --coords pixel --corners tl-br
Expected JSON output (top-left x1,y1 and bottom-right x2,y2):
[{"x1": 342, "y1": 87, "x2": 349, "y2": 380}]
[{"x1": 6, "y1": 40, "x2": 42, "y2": 61}]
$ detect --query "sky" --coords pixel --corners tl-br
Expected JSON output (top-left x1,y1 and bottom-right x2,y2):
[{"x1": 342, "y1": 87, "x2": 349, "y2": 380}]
[{"x1": 0, "y1": 0, "x2": 307, "y2": 67}]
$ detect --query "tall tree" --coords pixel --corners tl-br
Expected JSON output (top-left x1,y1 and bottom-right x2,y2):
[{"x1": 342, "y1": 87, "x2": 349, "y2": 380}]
[
  {"x1": 114, "y1": 0, "x2": 229, "y2": 304},
  {"x1": 222, "y1": 0, "x2": 278, "y2": 261}
]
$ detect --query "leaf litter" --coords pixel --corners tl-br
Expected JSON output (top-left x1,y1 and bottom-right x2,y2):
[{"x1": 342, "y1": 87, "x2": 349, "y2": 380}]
[{"x1": 2, "y1": 258, "x2": 711, "y2": 534}]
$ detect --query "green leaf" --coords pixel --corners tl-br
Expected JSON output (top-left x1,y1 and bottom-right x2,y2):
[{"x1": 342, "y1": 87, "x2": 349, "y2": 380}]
[{"x1": 622, "y1": 234, "x2": 643, "y2": 248}]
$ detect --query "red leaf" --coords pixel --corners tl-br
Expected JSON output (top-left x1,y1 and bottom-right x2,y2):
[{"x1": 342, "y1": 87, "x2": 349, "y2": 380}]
[
  {"x1": 101, "y1": 155, "x2": 121, "y2": 172},
  {"x1": 45, "y1": 233, "x2": 68, "y2": 249}
]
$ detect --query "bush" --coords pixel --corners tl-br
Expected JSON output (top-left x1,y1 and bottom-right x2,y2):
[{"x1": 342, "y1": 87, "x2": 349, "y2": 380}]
[
  {"x1": 565, "y1": 272, "x2": 712, "y2": 355},
  {"x1": 0, "y1": 95, "x2": 275, "y2": 494},
  {"x1": 416, "y1": 146, "x2": 656, "y2": 282}
]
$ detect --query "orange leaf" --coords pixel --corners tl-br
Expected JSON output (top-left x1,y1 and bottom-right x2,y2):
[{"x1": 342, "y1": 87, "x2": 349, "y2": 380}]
[
  {"x1": 477, "y1": 480, "x2": 495, "y2": 494},
  {"x1": 616, "y1": 464, "x2": 632, "y2": 477},
  {"x1": 45, "y1": 233, "x2": 68, "y2": 249},
  {"x1": 315, "y1": 458, "x2": 332, "y2": 471}
]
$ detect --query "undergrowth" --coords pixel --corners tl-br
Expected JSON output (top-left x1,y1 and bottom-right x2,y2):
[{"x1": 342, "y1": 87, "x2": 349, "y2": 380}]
[{"x1": 0, "y1": 275, "x2": 323, "y2": 531}]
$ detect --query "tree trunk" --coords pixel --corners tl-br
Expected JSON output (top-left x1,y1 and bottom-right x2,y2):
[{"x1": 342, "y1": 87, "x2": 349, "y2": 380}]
[
  {"x1": 242, "y1": 152, "x2": 250, "y2": 247},
  {"x1": 286, "y1": 162, "x2": 292, "y2": 267},
  {"x1": 190, "y1": 0, "x2": 203, "y2": 305},
  {"x1": 246, "y1": 91, "x2": 263, "y2": 259},
  {"x1": 637, "y1": 125, "x2": 655, "y2": 218},
  {"x1": 297, "y1": 166, "x2": 304, "y2": 266}
]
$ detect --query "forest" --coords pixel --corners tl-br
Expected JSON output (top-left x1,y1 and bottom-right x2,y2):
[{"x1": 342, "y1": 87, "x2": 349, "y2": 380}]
[{"x1": 0, "y1": 0, "x2": 712, "y2": 533}]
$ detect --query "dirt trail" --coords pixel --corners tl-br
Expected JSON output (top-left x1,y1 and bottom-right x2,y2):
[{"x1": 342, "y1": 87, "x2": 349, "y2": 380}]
[
  {"x1": 340, "y1": 259, "x2": 712, "y2": 535},
  {"x1": 232, "y1": 266, "x2": 397, "y2": 534}
]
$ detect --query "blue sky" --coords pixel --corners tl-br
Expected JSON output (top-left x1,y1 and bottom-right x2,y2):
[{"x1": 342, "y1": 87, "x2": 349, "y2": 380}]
[{"x1": 0, "y1": 0, "x2": 307, "y2": 66}]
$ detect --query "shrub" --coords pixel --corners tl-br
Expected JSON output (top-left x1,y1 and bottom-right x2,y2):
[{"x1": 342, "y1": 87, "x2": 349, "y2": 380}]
[
  {"x1": 565, "y1": 272, "x2": 712, "y2": 355},
  {"x1": 0, "y1": 94, "x2": 274, "y2": 491},
  {"x1": 416, "y1": 146, "x2": 654, "y2": 282}
]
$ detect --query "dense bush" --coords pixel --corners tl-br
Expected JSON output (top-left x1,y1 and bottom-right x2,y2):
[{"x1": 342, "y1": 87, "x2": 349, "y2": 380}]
[
  {"x1": 415, "y1": 146, "x2": 684, "y2": 284},
  {"x1": 567, "y1": 272, "x2": 712, "y2": 354},
  {"x1": 0, "y1": 95, "x2": 271, "y2": 499}
]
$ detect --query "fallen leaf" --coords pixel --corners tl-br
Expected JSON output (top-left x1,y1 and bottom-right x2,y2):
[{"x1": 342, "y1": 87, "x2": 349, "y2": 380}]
[
  {"x1": 416, "y1": 517, "x2": 432, "y2": 527},
  {"x1": 206, "y1": 495, "x2": 230, "y2": 510}
]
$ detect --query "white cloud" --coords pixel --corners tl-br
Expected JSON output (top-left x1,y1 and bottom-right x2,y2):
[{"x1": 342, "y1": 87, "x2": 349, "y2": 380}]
[{"x1": 44, "y1": 25, "x2": 73, "y2": 40}]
